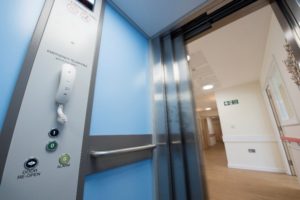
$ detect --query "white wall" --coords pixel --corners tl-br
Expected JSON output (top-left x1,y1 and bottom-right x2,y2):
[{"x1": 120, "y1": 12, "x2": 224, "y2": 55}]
[
  {"x1": 225, "y1": 137, "x2": 285, "y2": 172},
  {"x1": 206, "y1": 117, "x2": 217, "y2": 146},
  {"x1": 260, "y1": 12, "x2": 300, "y2": 176},
  {"x1": 216, "y1": 81, "x2": 285, "y2": 172},
  {"x1": 216, "y1": 82, "x2": 274, "y2": 136},
  {"x1": 260, "y1": 13, "x2": 300, "y2": 139},
  {"x1": 207, "y1": 117, "x2": 214, "y2": 134}
]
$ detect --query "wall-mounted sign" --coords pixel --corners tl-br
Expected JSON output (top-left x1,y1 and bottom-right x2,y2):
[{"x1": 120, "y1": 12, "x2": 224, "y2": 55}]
[{"x1": 224, "y1": 99, "x2": 239, "y2": 106}]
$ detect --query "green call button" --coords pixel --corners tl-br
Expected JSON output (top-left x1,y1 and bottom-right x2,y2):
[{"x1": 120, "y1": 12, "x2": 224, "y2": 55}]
[
  {"x1": 59, "y1": 153, "x2": 71, "y2": 166},
  {"x1": 46, "y1": 141, "x2": 58, "y2": 152}
]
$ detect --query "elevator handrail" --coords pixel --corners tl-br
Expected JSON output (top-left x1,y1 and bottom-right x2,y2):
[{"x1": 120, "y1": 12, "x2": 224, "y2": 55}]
[{"x1": 90, "y1": 144, "x2": 156, "y2": 157}]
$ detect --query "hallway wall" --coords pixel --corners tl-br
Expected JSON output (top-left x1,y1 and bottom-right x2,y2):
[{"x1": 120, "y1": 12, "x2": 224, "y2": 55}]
[
  {"x1": 260, "y1": 13, "x2": 300, "y2": 139},
  {"x1": 260, "y1": 11, "x2": 300, "y2": 176},
  {"x1": 216, "y1": 82, "x2": 273, "y2": 136},
  {"x1": 216, "y1": 81, "x2": 285, "y2": 172}
]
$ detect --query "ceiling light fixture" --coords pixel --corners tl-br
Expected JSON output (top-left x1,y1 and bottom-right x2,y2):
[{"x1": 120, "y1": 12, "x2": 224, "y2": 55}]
[
  {"x1": 205, "y1": 107, "x2": 212, "y2": 111},
  {"x1": 202, "y1": 84, "x2": 214, "y2": 90}
]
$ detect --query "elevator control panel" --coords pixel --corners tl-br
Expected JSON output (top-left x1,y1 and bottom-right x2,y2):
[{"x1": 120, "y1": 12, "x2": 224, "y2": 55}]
[{"x1": 0, "y1": 0, "x2": 102, "y2": 199}]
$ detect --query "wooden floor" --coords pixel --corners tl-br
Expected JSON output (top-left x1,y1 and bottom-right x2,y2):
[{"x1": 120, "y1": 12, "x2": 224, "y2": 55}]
[{"x1": 203, "y1": 143, "x2": 300, "y2": 200}]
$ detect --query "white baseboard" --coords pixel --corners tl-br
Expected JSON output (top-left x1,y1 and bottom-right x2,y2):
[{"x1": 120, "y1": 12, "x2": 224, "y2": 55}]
[
  {"x1": 228, "y1": 163, "x2": 285, "y2": 173},
  {"x1": 223, "y1": 135, "x2": 276, "y2": 143}
]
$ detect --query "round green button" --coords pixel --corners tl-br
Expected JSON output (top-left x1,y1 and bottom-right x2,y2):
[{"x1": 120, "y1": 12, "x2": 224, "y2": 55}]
[
  {"x1": 59, "y1": 154, "x2": 71, "y2": 166},
  {"x1": 46, "y1": 141, "x2": 58, "y2": 152}
]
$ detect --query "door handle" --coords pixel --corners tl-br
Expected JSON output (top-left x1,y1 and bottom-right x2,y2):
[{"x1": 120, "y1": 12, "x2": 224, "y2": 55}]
[{"x1": 90, "y1": 144, "x2": 156, "y2": 157}]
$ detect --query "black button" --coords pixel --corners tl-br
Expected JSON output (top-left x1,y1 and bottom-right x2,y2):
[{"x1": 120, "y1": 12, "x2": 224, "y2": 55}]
[
  {"x1": 49, "y1": 128, "x2": 60, "y2": 137},
  {"x1": 24, "y1": 158, "x2": 38, "y2": 169}
]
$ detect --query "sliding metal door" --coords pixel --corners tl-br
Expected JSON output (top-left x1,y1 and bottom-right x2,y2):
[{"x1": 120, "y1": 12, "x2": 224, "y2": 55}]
[{"x1": 160, "y1": 34, "x2": 207, "y2": 200}]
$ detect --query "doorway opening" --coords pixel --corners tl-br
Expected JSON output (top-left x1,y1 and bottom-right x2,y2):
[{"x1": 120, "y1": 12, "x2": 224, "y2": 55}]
[{"x1": 185, "y1": 3, "x2": 300, "y2": 200}]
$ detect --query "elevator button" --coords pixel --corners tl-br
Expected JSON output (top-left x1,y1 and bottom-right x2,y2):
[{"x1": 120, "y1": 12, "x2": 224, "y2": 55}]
[
  {"x1": 49, "y1": 128, "x2": 60, "y2": 137},
  {"x1": 24, "y1": 158, "x2": 38, "y2": 169},
  {"x1": 59, "y1": 154, "x2": 71, "y2": 166},
  {"x1": 46, "y1": 141, "x2": 58, "y2": 152}
]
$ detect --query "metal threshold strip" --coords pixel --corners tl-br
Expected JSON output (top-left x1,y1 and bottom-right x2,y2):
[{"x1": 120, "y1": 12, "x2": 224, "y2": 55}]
[{"x1": 90, "y1": 144, "x2": 156, "y2": 157}]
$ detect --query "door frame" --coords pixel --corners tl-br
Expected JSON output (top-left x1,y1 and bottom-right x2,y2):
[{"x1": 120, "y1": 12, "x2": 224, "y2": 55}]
[
  {"x1": 265, "y1": 85, "x2": 296, "y2": 175},
  {"x1": 168, "y1": 0, "x2": 300, "y2": 174}
]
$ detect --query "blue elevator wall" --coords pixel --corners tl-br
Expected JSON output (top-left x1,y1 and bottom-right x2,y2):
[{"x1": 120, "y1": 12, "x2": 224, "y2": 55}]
[
  {"x1": 84, "y1": 160, "x2": 153, "y2": 200},
  {"x1": 90, "y1": 3, "x2": 152, "y2": 135},
  {"x1": 85, "y1": 4, "x2": 153, "y2": 200},
  {"x1": 0, "y1": 0, "x2": 45, "y2": 132}
]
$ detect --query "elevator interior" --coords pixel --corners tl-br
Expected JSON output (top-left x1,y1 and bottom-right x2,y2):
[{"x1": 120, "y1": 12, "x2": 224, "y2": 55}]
[{"x1": 1, "y1": 0, "x2": 300, "y2": 200}]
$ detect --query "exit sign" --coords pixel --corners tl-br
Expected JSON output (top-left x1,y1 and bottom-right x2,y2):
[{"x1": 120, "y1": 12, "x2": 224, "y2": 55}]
[{"x1": 224, "y1": 99, "x2": 239, "y2": 106}]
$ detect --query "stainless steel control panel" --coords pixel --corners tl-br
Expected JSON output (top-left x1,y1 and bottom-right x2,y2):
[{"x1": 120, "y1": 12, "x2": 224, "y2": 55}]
[{"x1": 0, "y1": 0, "x2": 102, "y2": 199}]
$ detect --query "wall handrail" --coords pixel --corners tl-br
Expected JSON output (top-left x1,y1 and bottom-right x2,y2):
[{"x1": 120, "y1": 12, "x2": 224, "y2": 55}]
[{"x1": 90, "y1": 144, "x2": 156, "y2": 157}]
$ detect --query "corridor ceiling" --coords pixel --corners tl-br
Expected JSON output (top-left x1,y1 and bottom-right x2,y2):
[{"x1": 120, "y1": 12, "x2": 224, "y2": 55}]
[{"x1": 187, "y1": 5, "x2": 273, "y2": 111}]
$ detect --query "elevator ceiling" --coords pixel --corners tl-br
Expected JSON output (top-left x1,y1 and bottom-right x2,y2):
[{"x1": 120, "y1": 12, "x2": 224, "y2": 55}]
[{"x1": 109, "y1": 0, "x2": 209, "y2": 37}]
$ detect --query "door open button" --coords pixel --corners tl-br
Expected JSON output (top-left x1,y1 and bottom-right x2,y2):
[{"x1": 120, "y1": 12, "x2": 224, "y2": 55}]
[{"x1": 24, "y1": 158, "x2": 38, "y2": 169}]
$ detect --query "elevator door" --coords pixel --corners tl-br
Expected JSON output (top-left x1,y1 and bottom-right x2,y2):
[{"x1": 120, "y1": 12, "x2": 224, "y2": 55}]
[{"x1": 82, "y1": 4, "x2": 154, "y2": 200}]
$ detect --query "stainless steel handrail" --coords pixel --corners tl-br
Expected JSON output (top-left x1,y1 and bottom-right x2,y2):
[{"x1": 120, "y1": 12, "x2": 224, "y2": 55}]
[{"x1": 90, "y1": 144, "x2": 156, "y2": 157}]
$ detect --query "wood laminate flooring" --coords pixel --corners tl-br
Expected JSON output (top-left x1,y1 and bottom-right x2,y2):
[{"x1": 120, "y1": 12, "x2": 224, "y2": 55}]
[{"x1": 203, "y1": 143, "x2": 300, "y2": 200}]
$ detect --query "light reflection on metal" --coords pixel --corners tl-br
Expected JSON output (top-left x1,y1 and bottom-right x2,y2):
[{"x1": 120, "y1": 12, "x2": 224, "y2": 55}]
[
  {"x1": 173, "y1": 35, "x2": 207, "y2": 200},
  {"x1": 151, "y1": 37, "x2": 173, "y2": 200},
  {"x1": 90, "y1": 144, "x2": 156, "y2": 157}
]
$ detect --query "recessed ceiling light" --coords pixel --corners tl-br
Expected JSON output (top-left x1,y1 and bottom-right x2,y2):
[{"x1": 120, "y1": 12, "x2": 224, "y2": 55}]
[
  {"x1": 202, "y1": 84, "x2": 214, "y2": 90},
  {"x1": 205, "y1": 107, "x2": 212, "y2": 111},
  {"x1": 187, "y1": 55, "x2": 191, "y2": 61}
]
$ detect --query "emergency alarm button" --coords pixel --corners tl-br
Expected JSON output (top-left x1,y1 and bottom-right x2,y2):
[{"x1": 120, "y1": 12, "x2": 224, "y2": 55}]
[
  {"x1": 59, "y1": 154, "x2": 71, "y2": 166},
  {"x1": 24, "y1": 158, "x2": 38, "y2": 169}
]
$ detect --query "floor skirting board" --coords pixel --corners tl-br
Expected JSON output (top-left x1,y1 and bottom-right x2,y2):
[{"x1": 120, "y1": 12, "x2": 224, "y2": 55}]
[
  {"x1": 228, "y1": 163, "x2": 286, "y2": 173},
  {"x1": 223, "y1": 135, "x2": 277, "y2": 143}
]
